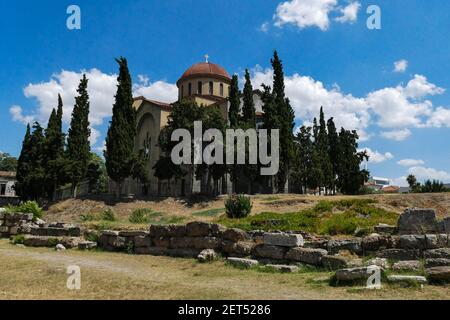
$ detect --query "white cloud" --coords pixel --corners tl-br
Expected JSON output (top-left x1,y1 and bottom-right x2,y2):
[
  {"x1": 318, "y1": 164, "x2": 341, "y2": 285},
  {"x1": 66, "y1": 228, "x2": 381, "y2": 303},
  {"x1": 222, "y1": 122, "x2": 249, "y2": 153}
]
[
  {"x1": 10, "y1": 69, "x2": 177, "y2": 148},
  {"x1": 9, "y1": 105, "x2": 34, "y2": 125},
  {"x1": 397, "y1": 159, "x2": 425, "y2": 167},
  {"x1": 335, "y1": 2, "x2": 361, "y2": 23},
  {"x1": 360, "y1": 148, "x2": 394, "y2": 164},
  {"x1": 393, "y1": 59, "x2": 408, "y2": 73},
  {"x1": 259, "y1": 21, "x2": 270, "y2": 33},
  {"x1": 274, "y1": 0, "x2": 338, "y2": 31},
  {"x1": 380, "y1": 129, "x2": 411, "y2": 141},
  {"x1": 408, "y1": 166, "x2": 450, "y2": 182},
  {"x1": 133, "y1": 77, "x2": 178, "y2": 103},
  {"x1": 425, "y1": 106, "x2": 450, "y2": 128},
  {"x1": 404, "y1": 74, "x2": 445, "y2": 99},
  {"x1": 390, "y1": 176, "x2": 409, "y2": 187}
]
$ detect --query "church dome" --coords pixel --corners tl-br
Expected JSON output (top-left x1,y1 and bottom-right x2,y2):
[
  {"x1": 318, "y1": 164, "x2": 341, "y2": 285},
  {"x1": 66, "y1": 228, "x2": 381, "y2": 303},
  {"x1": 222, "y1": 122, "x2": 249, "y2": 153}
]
[{"x1": 177, "y1": 62, "x2": 231, "y2": 86}]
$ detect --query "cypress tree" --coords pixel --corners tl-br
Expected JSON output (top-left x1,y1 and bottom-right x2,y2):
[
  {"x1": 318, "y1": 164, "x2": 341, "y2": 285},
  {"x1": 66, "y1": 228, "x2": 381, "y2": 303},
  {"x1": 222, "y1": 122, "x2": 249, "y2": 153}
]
[
  {"x1": 15, "y1": 124, "x2": 32, "y2": 200},
  {"x1": 242, "y1": 69, "x2": 256, "y2": 126},
  {"x1": 67, "y1": 75, "x2": 91, "y2": 197},
  {"x1": 44, "y1": 94, "x2": 66, "y2": 199},
  {"x1": 317, "y1": 107, "x2": 333, "y2": 194},
  {"x1": 271, "y1": 51, "x2": 295, "y2": 193},
  {"x1": 327, "y1": 117, "x2": 339, "y2": 195},
  {"x1": 105, "y1": 57, "x2": 136, "y2": 197},
  {"x1": 228, "y1": 74, "x2": 240, "y2": 128},
  {"x1": 27, "y1": 122, "x2": 46, "y2": 200}
]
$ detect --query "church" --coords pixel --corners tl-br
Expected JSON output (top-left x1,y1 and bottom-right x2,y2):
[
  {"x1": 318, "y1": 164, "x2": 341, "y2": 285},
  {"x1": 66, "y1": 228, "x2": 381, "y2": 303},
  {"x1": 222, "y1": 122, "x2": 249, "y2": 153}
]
[{"x1": 124, "y1": 58, "x2": 268, "y2": 197}]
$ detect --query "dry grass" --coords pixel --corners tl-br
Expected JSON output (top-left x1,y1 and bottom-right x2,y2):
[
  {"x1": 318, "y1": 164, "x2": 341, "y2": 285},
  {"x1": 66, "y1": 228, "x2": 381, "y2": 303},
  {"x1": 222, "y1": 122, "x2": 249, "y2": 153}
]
[{"x1": 0, "y1": 240, "x2": 449, "y2": 300}]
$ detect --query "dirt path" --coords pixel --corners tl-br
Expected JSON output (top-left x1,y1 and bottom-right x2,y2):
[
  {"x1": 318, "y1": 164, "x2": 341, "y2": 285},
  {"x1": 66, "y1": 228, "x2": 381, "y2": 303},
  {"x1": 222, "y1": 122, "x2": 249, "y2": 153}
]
[{"x1": 1, "y1": 241, "x2": 449, "y2": 300}]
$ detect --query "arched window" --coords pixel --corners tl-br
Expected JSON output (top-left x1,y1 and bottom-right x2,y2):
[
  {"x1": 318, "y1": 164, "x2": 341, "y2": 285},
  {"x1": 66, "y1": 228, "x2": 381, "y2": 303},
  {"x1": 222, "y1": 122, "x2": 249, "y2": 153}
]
[
  {"x1": 188, "y1": 83, "x2": 192, "y2": 96},
  {"x1": 220, "y1": 83, "x2": 224, "y2": 96},
  {"x1": 209, "y1": 82, "x2": 214, "y2": 95},
  {"x1": 198, "y1": 81, "x2": 202, "y2": 95}
]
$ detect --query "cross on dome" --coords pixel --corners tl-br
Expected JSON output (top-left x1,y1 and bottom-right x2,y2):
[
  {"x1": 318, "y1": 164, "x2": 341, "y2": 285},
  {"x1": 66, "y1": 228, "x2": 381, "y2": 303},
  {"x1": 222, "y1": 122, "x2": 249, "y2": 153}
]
[{"x1": 204, "y1": 54, "x2": 209, "y2": 63}]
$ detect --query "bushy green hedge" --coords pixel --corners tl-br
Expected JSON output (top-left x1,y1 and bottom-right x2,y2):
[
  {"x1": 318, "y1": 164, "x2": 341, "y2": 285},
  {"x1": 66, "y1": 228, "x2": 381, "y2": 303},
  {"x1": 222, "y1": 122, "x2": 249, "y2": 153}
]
[
  {"x1": 5, "y1": 201, "x2": 44, "y2": 220},
  {"x1": 225, "y1": 194, "x2": 252, "y2": 219}
]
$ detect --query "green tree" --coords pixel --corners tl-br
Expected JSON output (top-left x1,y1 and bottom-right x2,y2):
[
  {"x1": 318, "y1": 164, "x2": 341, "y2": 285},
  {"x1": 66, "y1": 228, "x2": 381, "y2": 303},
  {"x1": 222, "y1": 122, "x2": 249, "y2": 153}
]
[
  {"x1": 241, "y1": 69, "x2": 256, "y2": 126},
  {"x1": 86, "y1": 153, "x2": 108, "y2": 194},
  {"x1": 317, "y1": 107, "x2": 333, "y2": 194},
  {"x1": 26, "y1": 122, "x2": 46, "y2": 200},
  {"x1": 44, "y1": 94, "x2": 67, "y2": 199},
  {"x1": 15, "y1": 124, "x2": 32, "y2": 200},
  {"x1": 67, "y1": 75, "x2": 91, "y2": 197},
  {"x1": 327, "y1": 117, "x2": 339, "y2": 195},
  {"x1": 406, "y1": 174, "x2": 419, "y2": 193},
  {"x1": 105, "y1": 57, "x2": 136, "y2": 197},
  {"x1": 0, "y1": 152, "x2": 18, "y2": 171},
  {"x1": 228, "y1": 74, "x2": 240, "y2": 128},
  {"x1": 292, "y1": 126, "x2": 313, "y2": 194},
  {"x1": 271, "y1": 51, "x2": 295, "y2": 193},
  {"x1": 336, "y1": 128, "x2": 369, "y2": 195}
]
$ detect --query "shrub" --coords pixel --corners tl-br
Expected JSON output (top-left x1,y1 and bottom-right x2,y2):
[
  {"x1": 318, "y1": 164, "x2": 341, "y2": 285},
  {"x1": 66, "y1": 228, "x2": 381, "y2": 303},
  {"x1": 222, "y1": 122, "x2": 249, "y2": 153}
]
[
  {"x1": 100, "y1": 208, "x2": 116, "y2": 221},
  {"x1": 6, "y1": 201, "x2": 44, "y2": 220},
  {"x1": 11, "y1": 234, "x2": 25, "y2": 244},
  {"x1": 225, "y1": 194, "x2": 252, "y2": 219},
  {"x1": 80, "y1": 213, "x2": 97, "y2": 222},
  {"x1": 129, "y1": 208, "x2": 153, "y2": 224}
]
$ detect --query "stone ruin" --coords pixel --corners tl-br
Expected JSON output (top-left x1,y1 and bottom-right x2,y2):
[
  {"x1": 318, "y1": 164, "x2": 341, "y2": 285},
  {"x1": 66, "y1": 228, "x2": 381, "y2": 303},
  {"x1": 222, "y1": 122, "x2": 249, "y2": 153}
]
[{"x1": 1, "y1": 208, "x2": 449, "y2": 285}]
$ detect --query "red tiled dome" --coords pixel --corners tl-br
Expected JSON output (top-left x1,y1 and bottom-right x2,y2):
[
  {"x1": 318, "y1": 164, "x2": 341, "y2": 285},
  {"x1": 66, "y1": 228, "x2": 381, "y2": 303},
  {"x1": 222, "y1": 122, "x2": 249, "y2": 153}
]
[{"x1": 177, "y1": 62, "x2": 231, "y2": 86}]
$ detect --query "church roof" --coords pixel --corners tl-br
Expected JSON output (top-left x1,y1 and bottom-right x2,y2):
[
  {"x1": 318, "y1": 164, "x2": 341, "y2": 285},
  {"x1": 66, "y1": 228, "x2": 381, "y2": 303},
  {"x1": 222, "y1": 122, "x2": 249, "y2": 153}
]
[
  {"x1": 177, "y1": 62, "x2": 231, "y2": 86},
  {"x1": 0, "y1": 171, "x2": 16, "y2": 178},
  {"x1": 133, "y1": 96, "x2": 172, "y2": 111}
]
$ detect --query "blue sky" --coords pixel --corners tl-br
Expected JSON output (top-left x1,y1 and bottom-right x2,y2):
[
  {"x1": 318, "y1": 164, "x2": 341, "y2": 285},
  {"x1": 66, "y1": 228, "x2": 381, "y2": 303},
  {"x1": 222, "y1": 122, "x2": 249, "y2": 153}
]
[{"x1": 1, "y1": 0, "x2": 450, "y2": 185}]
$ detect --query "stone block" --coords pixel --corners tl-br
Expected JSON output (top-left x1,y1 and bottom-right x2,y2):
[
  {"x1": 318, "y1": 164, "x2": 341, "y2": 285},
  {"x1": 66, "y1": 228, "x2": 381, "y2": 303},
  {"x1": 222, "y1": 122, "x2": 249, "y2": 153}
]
[
  {"x1": 322, "y1": 255, "x2": 349, "y2": 270},
  {"x1": 398, "y1": 208, "x2": 441, "y2": 234},
  {"x1": 226, "y1": 257, "x2": 259, "y2": 268},
  {"x1": 78, "y1": 241, "x2": 97, "y2": 250},
  {"x1": 285, "y1": 247, "x2": 327, "y2": 265},
  {"x1": 426, "y1": 266, "x2": 450, "y2": 283},
  {"x1": 263, "y1": 232, "x2": 304, "y2": 247},
  {"x1": 424, "y1": 258, "x2": 450, "y2": 268},
  {"x1": 377, "y1": 249, "x2": 421, "y2": 261},
  {"x1": 399, "y1": 235, "x2": 427, "y2": 250},
  {"x1": 192, "y1": 237, "x2": 220, "y2": 250},
  {"x1": 252, "y1": 244, "x2": 287, "y2": 260},
  {"x1": 220, "y1": 228, "x2": 248, "y2": 242},
  {"x1": 265, "y1": 264, "x2": 299, "y2": 273},
  {"x1": 327, "y1": 239, "x2": 362, "y2": 254},
  {"x1": 392, "y1": 260, "x2": 421, "y2": 272},
  {"x1": 423, "y1": 248, "x2": 450, "y2": 259},
  {"x1": 387, "y1": 275, "x2": 427, "y2": 284},
  {"x1": 186, "y1": 222, "x2": 213, "y2": 237},
  {"x1": 335, "y1": 266, "x2": 383, "y2": 282},
  {"x1": 134, "y1": 235, "x2": 152, "y2": 248}
]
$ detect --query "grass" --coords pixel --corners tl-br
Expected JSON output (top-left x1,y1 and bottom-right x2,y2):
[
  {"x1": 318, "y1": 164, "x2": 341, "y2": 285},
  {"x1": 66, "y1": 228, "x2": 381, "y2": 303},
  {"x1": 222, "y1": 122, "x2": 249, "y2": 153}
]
[
  {"x1": 192, "y1": 208, "x2": 225, "y2": 217},
  {"x1": 80, "y1": 208, "x2": 187, "y2": 231},
  {"x1": 1, "y1": 240, "x2": 449, "y2": 300},
  {"x1": 216, "y1": 198, "x2": 398, "y2": 235}
]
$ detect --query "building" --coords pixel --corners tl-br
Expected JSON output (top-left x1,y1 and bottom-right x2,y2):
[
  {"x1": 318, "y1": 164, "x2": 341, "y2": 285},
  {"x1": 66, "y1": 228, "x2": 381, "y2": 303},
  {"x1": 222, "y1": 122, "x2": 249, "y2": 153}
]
[
  {"x1": 118, "y1": 59, "x2": 267, "y2": 197},
  {"x1": 0, "y1": 171, "x2": 16, "y2": 197}
]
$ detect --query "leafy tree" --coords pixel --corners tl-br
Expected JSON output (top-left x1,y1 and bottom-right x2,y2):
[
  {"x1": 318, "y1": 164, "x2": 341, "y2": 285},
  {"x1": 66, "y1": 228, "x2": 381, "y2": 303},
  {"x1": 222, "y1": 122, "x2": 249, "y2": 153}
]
[
  {"x1": 105, "y1": 57, "x2": 136, "y2": 197},
  {"x1": 292, "y1": 126, "x2": 313, "y2": 194},
  {"x1": 336, "y1": 128, "x2": 369, "y2": 195},
  {"x1": 406, "y1": 174, "x2": 420, "y2": 193},
  {"x1": 86, "y1": 153, "x2": 108, "y2": 194},
  {"x1": 67, "y1": 75, "x2": 91, "y2": 197},
  {"x1": 0, "y1": 152, "x2": 18, "y2": 171}
]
